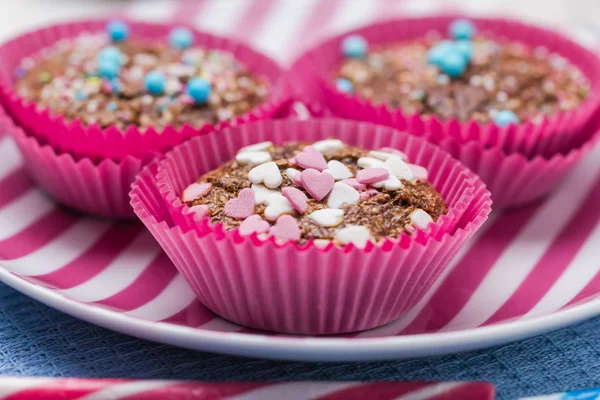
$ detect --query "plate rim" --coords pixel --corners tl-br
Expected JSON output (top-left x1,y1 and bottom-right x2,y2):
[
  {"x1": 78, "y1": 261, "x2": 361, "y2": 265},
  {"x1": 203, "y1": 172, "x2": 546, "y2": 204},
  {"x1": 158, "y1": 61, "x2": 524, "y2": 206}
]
[{"x1": 1, "y1": 264, "x2": 599, "y2": 362}]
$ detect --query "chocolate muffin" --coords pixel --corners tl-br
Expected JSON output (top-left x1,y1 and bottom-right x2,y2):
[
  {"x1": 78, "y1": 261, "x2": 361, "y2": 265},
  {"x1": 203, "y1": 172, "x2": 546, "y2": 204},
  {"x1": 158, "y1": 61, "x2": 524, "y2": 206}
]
[
  {"x1": 333, "y1": 19, "x2": 589, "y2": 126},
  {"x1": 14, "y1": 22, "x2": 269, "y2": 130},
  {"x1": 181, "y1": 139, "x2": 447, "y2": 248}
]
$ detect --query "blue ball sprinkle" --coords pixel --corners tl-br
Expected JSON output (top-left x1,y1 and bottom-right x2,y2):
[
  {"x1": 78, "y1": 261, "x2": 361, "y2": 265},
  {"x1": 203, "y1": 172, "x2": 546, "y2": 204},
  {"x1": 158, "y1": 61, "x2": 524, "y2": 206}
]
[
  {"x1": 335, "y1": 78, "x2": 354, "y2": 93},
  {"x1": 107, "y1": 20, "x2": 129, "y2": 42},
  {"x1": 341, "y1": 35, "x2": 368, "y2": 59},
  {"x1": 427, "y1": 41, "x2": 454, "y2": 66},
  {"x1": 98, "y1": 59, "x2": 120, "y2": 78},
  {"x1": 454, "y1": 40, "x2": 473, "y2": 62},
  {"x1": 450, "y1": 19, "x2": 476, "y2": 40},
  {"x1": 439, "y1": 51, "x2": 467, "y2": 78},
  {"x1": 494, "y1": 110, "x2": 520, "y2": 127},
  {"x1": 186, "y1": 77, "x2": 211, "y2": 103},
  {"x1": 98, "y1": 46, "x2": 122, "y2": 66},
  {"x1": 107, "y1": 101, "x2": 118, "y2": 112},
  {"x1": 170, "y1": 27, "x2": 193, "y2": 49},
  {"x1": 144, "y1": 71, "x2": 166, "y2": 95},
  {"x1": 75, "y1": 90, "x2": 87, "y2": 100}
]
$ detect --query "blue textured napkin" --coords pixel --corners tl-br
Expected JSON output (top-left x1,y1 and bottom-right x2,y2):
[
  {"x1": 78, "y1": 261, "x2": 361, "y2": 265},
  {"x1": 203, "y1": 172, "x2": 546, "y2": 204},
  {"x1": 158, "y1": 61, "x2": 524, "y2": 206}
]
[{"x1": 1, "y1": 281, "x2": 600, "y2": 400}]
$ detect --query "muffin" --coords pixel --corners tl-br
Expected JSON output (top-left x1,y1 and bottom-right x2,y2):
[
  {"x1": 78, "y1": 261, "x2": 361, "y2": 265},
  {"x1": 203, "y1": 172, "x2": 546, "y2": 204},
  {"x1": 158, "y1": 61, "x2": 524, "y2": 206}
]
[
  {"x1": 136, "y1": 119, "x2": 491, "y2": 334},
  {"x1": 333, "y1": 21, "x2": 589, "y2": 127},
  {"x1": 180, "y1": 139, "x2": 447, "y2": 247},
  {"x1": 0, "y1": 20, "x2": 283, "y2": 218}
]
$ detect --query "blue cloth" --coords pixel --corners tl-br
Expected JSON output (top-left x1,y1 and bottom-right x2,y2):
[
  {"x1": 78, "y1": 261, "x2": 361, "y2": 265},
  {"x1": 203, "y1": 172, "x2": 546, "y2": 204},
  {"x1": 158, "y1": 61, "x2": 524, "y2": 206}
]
[{"x1": 1, "y1": 281, "x2": 599, "y2": 400}]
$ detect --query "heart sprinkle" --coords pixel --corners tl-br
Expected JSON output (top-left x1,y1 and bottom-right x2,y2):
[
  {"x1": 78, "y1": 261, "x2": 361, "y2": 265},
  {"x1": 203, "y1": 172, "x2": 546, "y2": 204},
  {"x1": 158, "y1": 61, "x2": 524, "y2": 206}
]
[
  {"x1": 235, "y1": 151, "x2": 272, "y2": 166},
  {"x1": 384, "y1": 156, "x2": 415, "y2": 181},
  {"x1": 357, "y1": 156, "x2": 385, "y2": 169},
  {"x1": 251, "y1": 184, "x2": 280, "y2": 205},
  {"x1": 356, "y1": 168, "x2": 389, "y2": 184},
  {"x1": 312, "y1": 139, "x2": 344, "y2": 154},
  {"x1": 327, "y1": 182, "x2": 360, "y2": 209},
  {"x1": 409, "y1": 164, "x2": 429, "y2": 182},
  {"x1": 340, "y1": 178, "x2": 366, "y2": 191},
  {"x1": 248, "y1": 161, "x2": 282, "y2": 189},
  {"x1": 238, "y1": 141, "x2": 273, "y2": 153},
  {"x1": 335, "y1": 225, "x2": 373, "y2": 249},
  {"x1": 224, "y1": 188, "x2": 255, "y2": 220},
  {"x1": 264, "y1": 194, "x2": 294, "y2": 221},
  {"x1": 269, "y1": 215, "x2": 301, "y2": 242},
  {"x1": 285, "y1": 168, "x2": 304, "y2": 187},
  {"x1": 182, "y1": 182, "x2": 212, "y2": 202},
  {"x1": 282, "y1": 186, "x2": 308, "y2": 214},
  {"x1": 295, "y1": 145, "x2": 328, "y2": 171},
  {"x1": 371, "y1": 148, "x2": 408, "y2": 161},
  {"x1": 371, "y1": 175, "x2": 403, "y2": 190},
  {"x1": 184, "y1": 204, "x2": 209, "y2": 220},
  {"x1": 239, "y1": 214, "x2": 270, "y2": 236},
  {"x1": 301, "y1": 168, "x2": 335, "y2": 201},
  {"x1": 324, "y1": 160, "x2": 354, "y2": 181},
  {"x1": 308, "y1": 209, "x2": 345, "y2": 227},
  {"x1": 410, "y1": 209, "x2": 433, "y2": 229}
]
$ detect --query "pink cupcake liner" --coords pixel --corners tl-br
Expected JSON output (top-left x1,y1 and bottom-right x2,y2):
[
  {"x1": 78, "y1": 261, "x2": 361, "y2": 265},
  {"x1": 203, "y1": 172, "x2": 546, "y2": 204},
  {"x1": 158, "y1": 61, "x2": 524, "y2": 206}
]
[
  {"x1": 158, "y1": 119, "x2": 478, "y2": 243},
  {"x1": 130, "y1": 119, "x2": 492, "y2": 334},
  {"x1": 9, "y1": 115, "x2": 147, "y2": 219},
  {"x1": 286, "y1": 16, "x2": 600, "y2": 158},
  {"x1": 0, "y1": 19, "x2": 287, "y2": 162}
]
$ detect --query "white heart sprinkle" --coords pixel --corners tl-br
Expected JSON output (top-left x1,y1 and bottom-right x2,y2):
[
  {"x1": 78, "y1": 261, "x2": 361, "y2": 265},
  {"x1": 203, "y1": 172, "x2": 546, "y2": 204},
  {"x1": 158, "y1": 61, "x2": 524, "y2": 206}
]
[
  {"x1": 312, "y1": 139, "x2": 344, "y2": 154},
  {"x1": 236, "y1": 151, "x2": 272, "y2": 166},
  {"x1": 327, "y1": 182, "x2": 360, "y2": 209},
  {"x1": 264, "y1": 194, "x2": 294, "y2": 221},
  {"x1": 371, "y1": 175, "x2": 403, "y2": 190},
  {"x1": 384, "y1": 156, "x2": 415, "y2": 181},
  {"x1": 410, "y1": 209, "x2": 433, "y2": 229},
  {"x1": 313, "y1": 239, "x2": 331, "y2": 249},
  {"x1": 248, "y1": 161, "x2": 282, "y2": 189},
  {"x1": 308, "y1": 209, "x2": 344, "y2": 227},
  {"x1": 335, "y1": 225, "x2": 373, "y2": 249},
  {"x1": 251, "y1": 184, "x2": 280, "y2": 205},
  {"x1": 239, "y1": 141, "x2": 273, "y2": 153},
  {"x1": 324, "y1": 160, "x2": 354, "y2": 181},
  {"x1": 285, "y1": 168, "x2": 301, "y2": 180},
  {"x1": 357, "y1": 157, "x2": 385, "y2": 169},
  {"x1": 369, "y1": 150, "x2": 408, "y2": 161}
]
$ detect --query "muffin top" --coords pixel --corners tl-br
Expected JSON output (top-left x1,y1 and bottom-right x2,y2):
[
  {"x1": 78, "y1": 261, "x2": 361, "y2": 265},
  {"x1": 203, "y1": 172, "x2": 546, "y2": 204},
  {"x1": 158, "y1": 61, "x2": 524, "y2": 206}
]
[
  {"x1": 181, "y1": 139, "x2": 447, "y2": 248},
  {"x1": 14, "y1": 22, "x2": 269, "y2": 130},
  {"x1": 333, "y1": 19, "x2": 589, "y2": 126}
]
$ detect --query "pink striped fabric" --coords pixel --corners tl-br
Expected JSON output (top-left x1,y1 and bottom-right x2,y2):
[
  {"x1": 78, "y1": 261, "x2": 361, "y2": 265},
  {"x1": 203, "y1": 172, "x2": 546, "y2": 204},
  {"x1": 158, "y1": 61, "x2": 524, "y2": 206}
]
[
  {"x1": 0, "y1": 0, "x2": 599, "y2": 355},
  {"x1": 0, "y1": 378, "x2": 494, "y2": 400}
]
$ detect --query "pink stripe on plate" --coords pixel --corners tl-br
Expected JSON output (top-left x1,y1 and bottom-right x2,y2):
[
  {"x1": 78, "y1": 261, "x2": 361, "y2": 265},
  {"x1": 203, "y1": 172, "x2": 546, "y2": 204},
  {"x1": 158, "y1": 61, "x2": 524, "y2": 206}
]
[
  {"x1": 400, "y1": 206, "x2": 537, "y2": 334},
  {"x1": 0, "y1": 210, "x2": 78, "y2": 261},
  {"x1": 485, "y1": 175, "x2": 600, "y2": 325},
  {"x1": 35, "y1": 224, "x2": 144, "y2": 290},
  {"x1": 95, "y1": 252, "x2": 178, "y2": 312},
  {"x1": 2, "y1": 378, "x2": 125, "y2": 400},
  {"x1": 0, "y1": 168, "x2": 32, "y2": 208},
  {"x1": 160, "y1": 298, "x2": 216, "y2": 328},
  {"x1": 123, "y1": 382, "x2": 268, "y2": 400},
  {"x1": 317, "y1": 382, "x2": 434, "y2": 400}
]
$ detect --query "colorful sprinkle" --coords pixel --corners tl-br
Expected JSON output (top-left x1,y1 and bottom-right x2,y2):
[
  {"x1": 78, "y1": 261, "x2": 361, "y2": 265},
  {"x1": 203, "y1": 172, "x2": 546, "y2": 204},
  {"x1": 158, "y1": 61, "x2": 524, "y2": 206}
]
[
  {"x1": 98, "y1": 60, "x2": 120, "y2": 79},
  {"x1": 98, "y1": 46, "x2": 122, "y2": 66},
  {"x1": 439, "y1": 51, "x2": 467, "y2": 78},
  {"x1": 144, "y1": 71, "x2": 166, "y2": 95},
  {"x1": 450, "y1": 19, "x2": 476, "y2": 40},
  {"x1": 494, "y1": 110, "x2": 520, "y2": 127},
  {"x1": 39, "y1": 71, "x2": 52, "y2": 82},
  {"x1": 107, "y1": 20, "x2": 129, "y2": 42},
  {"x1": 169, "y1": 27, "x2": 194, "y2": 49},
  {"x1": 107, "y1": 101, "x2": 118, "y2": 111},
  {"x1": 336, "y1": 77, "x2": 354, "y2": 93},
  {"x1": 342, "y1": 35, "x2": 368, "y2": 59},
  {"x1": 186, "y1": 77, "x2": 211, "y2": 103}
]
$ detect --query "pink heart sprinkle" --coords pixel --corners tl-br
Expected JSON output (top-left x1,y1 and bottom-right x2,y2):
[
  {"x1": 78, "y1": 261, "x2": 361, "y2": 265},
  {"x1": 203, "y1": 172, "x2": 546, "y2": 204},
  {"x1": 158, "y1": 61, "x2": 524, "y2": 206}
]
[
  {"x1": 269, "y1": 214, "x2": 301, "y2": 242},
  {"x1": 295, "y1": 146, "x2": 328, "y2": 171},
  {"x1": 291, "y1": 173, "x2": 304, "y2": 187},
  {"x1": 360, "y1": 189, "x2": 380, "y2": 202},
  {"x1": 301, "y1": 168, "x2": 334, "y2": 201},
  {"x1": 340, "y1": 178, "x2": 366, "y2": 191},
  {"x1": 356, "y1": 168, "x2": 389, "y2": 184},
  {"x1": 380, "y1": 147, "x2": 408, "y2": 160},
  {"x1": 224, "y1": 188, "x2": 255, "y2": 220},
  {"x1": 239, "y1": 214, "x2": 270, "y2": 236},
  {"x1": 185, "y1": 204, "x2": 209, "y2": 220},
  {"x1": 282, "y1": 186, "x2": 308, "y2": 214},
  {"x1": 408, "y1": 164, "x2": 428, "y2": 181},
  {"x1": 182, "y1": 182, "x2": 212, "y2": 202}
]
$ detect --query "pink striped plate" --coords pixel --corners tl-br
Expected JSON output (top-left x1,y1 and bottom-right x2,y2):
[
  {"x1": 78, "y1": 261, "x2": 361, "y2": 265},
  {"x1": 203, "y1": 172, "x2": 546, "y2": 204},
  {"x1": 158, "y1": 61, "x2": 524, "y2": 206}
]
[{"x1": 2, "y1": 122, "x2": 600, "y2": 361}]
